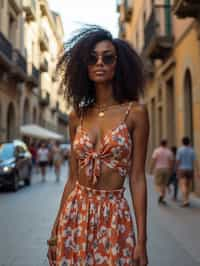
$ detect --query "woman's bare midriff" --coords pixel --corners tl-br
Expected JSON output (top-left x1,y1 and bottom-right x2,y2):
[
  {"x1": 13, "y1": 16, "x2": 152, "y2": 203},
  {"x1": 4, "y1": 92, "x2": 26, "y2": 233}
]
[{"x1": 78, "y1": 165, "x2": 127, "y2": 190}]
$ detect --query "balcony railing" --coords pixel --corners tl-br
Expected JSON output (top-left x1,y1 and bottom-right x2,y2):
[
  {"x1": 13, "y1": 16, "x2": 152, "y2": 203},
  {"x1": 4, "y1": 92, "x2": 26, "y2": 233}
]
[
  {"x1": 173, "y1": 0, "x2": 200, "y2": 18},
  {"x1": 39, "y1": 92, "x2": 50, "y2": 106},
  {"x1": 143, "y1": 5, "x2": 174, "y2": 60},
  {"x1": 39, "y1": 0, "x2": 49, "y2": 17},
  {"x1": 13, "y1": 49, "x2": 27, "y2": 74},
  {"x1": 10, "y1": 49, "x2": 27, "y2": 81},
  {"x1": 118, "y1": 21, "x2": 126, "y2": 39},
  {"x1": 9, "y1": 0, "x2": 22, "y2": 14},
  {"x1": 32, "y1": 64, "x2": 39, "y2": 81},
  {"x1": 27, "y1": 63, "x2": 40, "y2": 87},
  {"x1": 23, "y1": 0, "x2": 36, "y2": 21},
  {"x1": 57, "y1": 111, "x2": 68, "y2": 124},
  {"x1": 124, "y1": 0, "x2": 133, "y2": 22},
  {"x1": 0, "y1": 32, "x2": 28, "y2": 81},
  {"x1": 39, "y1": 29, "x2": 49, "y2": 51},
  {"x1": 0, "y1": 32, "x2": 13, "y2": 67},
  {"x1": 40, "y1": 58, "x2": 48, "y2": 72},
  {"x1": 116, "y1": 0, "x2": 121, "y2": 13}
]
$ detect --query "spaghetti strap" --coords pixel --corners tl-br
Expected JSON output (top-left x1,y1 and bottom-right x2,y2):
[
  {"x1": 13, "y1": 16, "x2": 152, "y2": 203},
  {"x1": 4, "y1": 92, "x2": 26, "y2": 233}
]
[{"x1": 124, "y1": 102, "x2": 133, "y2": 122}]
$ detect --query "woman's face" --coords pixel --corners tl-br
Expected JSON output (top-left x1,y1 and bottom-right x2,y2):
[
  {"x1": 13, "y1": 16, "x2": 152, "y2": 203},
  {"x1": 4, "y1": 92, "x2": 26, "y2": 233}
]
[{"x1": 87, "y1": 40, "x2": 117, "y2": 84}]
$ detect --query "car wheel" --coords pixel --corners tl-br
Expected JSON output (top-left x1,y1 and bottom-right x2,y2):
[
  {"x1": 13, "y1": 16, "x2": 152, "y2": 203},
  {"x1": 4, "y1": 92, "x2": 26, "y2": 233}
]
[
  {"x1": 24, "y1": 177, "x2": 31, "y2": 186},
  {"x1": 11, "y1": 173, "x2": 19, "y2": 192}
]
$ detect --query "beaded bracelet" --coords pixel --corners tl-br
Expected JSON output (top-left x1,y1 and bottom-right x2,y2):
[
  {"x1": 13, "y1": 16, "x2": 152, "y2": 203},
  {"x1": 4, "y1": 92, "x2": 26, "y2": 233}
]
[{"x1": 47, "y1": 237, "x2": 57, "y2": 246}]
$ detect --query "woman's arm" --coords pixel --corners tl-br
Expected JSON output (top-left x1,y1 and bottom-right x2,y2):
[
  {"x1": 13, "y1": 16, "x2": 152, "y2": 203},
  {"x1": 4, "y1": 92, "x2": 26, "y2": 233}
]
[
  {"x1": 50, "y1": 110, "x2": 79, "y2": 236},
  {"x1": 129, "y1": 104, "x2": 149, "y2": 246}
]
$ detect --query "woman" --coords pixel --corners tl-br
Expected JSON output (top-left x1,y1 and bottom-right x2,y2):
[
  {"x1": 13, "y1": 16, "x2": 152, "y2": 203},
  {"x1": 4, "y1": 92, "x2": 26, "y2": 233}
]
[
  {"x1": 37, "y1": 142, "x2": 49, "y2": 182},
  {"x1": 47, "y1": 26, "x2": 149, "y2": 266}
]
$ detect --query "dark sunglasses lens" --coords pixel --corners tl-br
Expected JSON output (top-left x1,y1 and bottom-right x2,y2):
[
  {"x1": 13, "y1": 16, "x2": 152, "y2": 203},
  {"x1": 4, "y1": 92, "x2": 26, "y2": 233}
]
[
  {"x1": 103, "y1": 54, "x2": 116, "y2": 65},
  {"x1": 88, "y1": 54, "x2": 97, "y2": 65}
]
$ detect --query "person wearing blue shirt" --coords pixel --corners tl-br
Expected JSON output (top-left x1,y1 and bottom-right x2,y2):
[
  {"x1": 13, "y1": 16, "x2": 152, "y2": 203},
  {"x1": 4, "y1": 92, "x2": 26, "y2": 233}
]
[{"x1": 176, "y1": 137, "x2": 199, "y2": 207}]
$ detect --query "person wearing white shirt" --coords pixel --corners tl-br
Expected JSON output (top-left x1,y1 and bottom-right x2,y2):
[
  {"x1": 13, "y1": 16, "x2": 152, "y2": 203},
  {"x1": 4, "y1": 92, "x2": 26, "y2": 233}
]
[{"x1": 37, "y1": 142, "x2": 49, "y2": 182}]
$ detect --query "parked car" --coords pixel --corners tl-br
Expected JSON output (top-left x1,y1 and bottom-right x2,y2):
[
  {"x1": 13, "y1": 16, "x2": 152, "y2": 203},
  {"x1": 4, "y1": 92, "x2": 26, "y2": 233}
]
[
  {"x1": 0, "y1": 140, "x2": 32, "y2": 191},
  {"x1": 60, "y1": 143, "x2": 71, "y2": 160}
]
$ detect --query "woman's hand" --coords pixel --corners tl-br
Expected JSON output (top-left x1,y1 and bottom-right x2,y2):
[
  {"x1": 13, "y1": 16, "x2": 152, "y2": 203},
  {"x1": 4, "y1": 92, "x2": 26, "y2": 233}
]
[
  {"x1": 47, "y1": 244, "x2": 57, "y2": 266},
  {"x1": 133, "y1": 242, "x2": 148, "y2": 266},
  {"x1": 47, "y1": 222, "x2": 58, "y2": 266}
]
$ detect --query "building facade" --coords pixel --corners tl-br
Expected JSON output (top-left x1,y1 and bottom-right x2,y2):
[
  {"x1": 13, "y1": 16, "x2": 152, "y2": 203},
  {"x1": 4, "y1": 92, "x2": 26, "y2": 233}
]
[
  {"x1": 0, "y1": 0, "x2": 69, "y2": 143},
  {"x1": 117, "y1": 0, "x2": 200, "y2": 194}
]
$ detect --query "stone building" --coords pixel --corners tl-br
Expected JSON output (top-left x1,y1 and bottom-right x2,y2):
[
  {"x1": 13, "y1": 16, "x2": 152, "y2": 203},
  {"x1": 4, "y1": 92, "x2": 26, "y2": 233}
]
[
  {"x1": 0, "y1": 0, "x2": 69, "y2": 143},
  {"x1": 117, "y1": 0, "x2": 200, "y2": 193}
]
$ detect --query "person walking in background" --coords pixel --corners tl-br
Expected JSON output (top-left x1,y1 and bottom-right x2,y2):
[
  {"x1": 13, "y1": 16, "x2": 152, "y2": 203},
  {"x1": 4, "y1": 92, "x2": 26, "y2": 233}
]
[
  {"x1": 150, "y1": 139, "x2": 173, "y2": 205},
  {"x1": 47, "y1": 26, "x2": 149, "y2": 266},
  {"x1": 29, "y1": 142, "x2": 37, "y2": 170},
  {"x1": 176, "y1": 136, "x2": 200, "y2": 207},
  {"x1": 52, "y1": 141, "x2": 63, "y2": 182},
  {"x1": 37, "y1": 142, "x2": 49, "y2": 182},
  {"x1": 167, "y1": 146, "x2": 178, "y2": 201}
]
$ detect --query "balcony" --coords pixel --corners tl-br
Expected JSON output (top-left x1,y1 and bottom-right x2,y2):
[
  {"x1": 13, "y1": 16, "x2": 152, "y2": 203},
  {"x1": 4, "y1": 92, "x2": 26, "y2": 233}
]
[
  {"x1": 39, "y1": 29, "x2": 49, "y2": 51},
  {"x1": 144, "y1": 59, "x2": 155, "y2": 78},
  {"x1": 23, "y1": 0, "x2": 36, "y2": 22},
  {"x1": 143, "y1": 5, "x2": 174, "y2": 60},
  {"x1": 11, "y1": 49, "x2": 27, "y2": 81},
  {"x1": 0, "y1": 32, "x2": 13, "y2": 70},
  {"x1": 39, "y1": 91, "x2": 50, "y2": 106},
  {"x1": 39, "y1": 0, "x2": 49, "y2": 17},
  {"x1": 173, "y1": 0, "x2": 200, "y2": 18},
  {"x1": 124, "y1": 0, "x2": 133, "y2": 22},
  {"x1": 51, "y1": 101, "x2": 59, "y2": 113},
  {"x1": 9, "y1": 0, "x2": 22, "y2": 14},
  {"x1": 40, "y1": 58, "x2": 48, "y2": 72},
  {"x1": 118, "y1": 21, "x2": 126, "y2": 39},
  {"x1": 27, "y1": 63, "x2": 40, "y2": 87},
  {"x1": 116, "y1": 0, "x2": 121, "y2": 12},
  {"x1": 57, "y1": 111, "x2": 68, "y2": 124}
]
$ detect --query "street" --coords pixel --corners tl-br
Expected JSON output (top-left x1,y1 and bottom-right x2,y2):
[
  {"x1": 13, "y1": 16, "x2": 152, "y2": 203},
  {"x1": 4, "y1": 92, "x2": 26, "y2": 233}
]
[{"x1": 0, "y1": 163, "x2": 200, "y2": 266}]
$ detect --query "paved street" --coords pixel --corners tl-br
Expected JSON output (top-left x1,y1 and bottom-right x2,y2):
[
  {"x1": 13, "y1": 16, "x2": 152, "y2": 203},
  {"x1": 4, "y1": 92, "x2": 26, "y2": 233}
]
[{"x1": 0, "y1": 163, "x2": 200, "y2": 266}]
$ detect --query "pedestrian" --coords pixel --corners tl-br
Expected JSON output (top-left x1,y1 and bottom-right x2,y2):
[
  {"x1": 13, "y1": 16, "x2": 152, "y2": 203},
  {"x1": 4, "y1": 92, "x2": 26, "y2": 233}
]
[
  {"x1": 167, "y1": 146, "x2": 178, "y2": 201},
  {"x1": 176, "y1": 136, "x2": 200, "y2": 207},
  {"x1": 29, "y1": 142, "x2": 37, "y2": 169},
  {"x1": 150, "y1": 139, "x2": 173, "y2": 205},
  {"x1": 37, "y1": 142, "x2": 49, "y2": 182},
  {"x1": 52, "y1": 141, "x2": 63, "y2": 182},
  {"x1": 47, "y1": 25, "x2": 149, "y2": 266}
]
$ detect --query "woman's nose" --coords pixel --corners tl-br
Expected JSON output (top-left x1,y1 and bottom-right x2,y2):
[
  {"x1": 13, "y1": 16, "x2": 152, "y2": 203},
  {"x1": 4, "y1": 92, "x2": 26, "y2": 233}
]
[{"x1": 96, "y1": 55, "x2": 104, "y2": 65}]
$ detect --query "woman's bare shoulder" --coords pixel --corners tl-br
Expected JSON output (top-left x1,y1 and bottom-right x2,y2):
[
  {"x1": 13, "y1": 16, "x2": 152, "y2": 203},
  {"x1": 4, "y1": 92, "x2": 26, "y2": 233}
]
[
  {"x1": 129, "y1": 102, "x2": 149, "y2": 130},
  {"x1": 130, "y1": 101, "x2": 148, "y2": 117}
]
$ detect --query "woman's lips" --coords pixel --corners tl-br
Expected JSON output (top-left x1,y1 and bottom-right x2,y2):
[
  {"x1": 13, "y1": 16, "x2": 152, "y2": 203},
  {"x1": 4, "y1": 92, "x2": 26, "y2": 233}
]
[{"x1": 94, "y1": 70, "x2": 105, "y2": 75}]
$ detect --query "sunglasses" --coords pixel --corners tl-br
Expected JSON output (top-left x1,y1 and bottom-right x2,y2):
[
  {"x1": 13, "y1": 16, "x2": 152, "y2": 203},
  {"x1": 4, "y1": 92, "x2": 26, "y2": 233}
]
[{"x1": 88, "y1": 53, "x2": 117, "y2": 66}]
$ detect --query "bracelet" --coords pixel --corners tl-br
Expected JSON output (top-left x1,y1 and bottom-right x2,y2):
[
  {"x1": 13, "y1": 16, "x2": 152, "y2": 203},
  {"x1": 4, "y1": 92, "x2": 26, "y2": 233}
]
[{"x1": 47, "y1": 236, "x2": 57, "y2": 246}]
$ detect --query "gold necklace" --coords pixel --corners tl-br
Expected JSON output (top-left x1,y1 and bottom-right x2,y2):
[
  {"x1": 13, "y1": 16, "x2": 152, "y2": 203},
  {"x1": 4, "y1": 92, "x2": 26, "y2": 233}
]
[{"x1": 94, "y1": 103, "x2": 119, "y2": 117}]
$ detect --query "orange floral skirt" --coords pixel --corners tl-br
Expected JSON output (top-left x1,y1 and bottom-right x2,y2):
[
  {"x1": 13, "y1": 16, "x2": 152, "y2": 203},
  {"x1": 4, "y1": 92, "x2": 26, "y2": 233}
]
[{"x1": 56, "y1": 182, "x2": 135, "y2": 265}]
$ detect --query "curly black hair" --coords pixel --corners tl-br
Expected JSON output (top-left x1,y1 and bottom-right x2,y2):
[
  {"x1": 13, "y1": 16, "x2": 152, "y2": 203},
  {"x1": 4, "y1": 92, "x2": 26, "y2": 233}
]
[{"x1": 57, "y1": 25, "x2": 145, "y2": 115}]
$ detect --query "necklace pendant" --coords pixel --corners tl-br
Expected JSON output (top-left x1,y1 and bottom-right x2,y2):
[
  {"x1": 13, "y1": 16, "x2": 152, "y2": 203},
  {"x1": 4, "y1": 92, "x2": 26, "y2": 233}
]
[{"x1": 98, "y1": 111, "x2": 104, "y2": 117}]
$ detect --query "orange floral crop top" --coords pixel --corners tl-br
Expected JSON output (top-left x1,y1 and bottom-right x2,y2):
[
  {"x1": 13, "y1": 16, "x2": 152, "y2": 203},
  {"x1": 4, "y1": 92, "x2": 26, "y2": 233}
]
[{"x1": 73, "y1": 102, "x2": 133, "y2": 185}]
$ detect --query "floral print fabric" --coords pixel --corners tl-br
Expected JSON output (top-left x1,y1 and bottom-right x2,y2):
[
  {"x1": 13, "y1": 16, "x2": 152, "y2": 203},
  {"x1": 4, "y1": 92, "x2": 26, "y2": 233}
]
[
  {"x1": 56, "y1": 182, "x2": 135, "y2": 266},
  {"x1": 73, "y1": 102, "x2": 133, "y2": 185}
]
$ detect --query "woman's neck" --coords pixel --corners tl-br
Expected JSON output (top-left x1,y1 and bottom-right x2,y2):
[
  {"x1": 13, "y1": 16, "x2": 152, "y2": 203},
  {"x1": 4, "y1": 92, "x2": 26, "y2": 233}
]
[{"x1": 95, "y1": 83, "x2": 117, "y2": 106}]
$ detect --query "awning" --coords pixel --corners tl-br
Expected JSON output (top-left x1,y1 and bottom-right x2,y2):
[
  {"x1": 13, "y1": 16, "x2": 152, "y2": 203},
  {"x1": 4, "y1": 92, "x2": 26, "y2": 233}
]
[{"x1": 20, "y1": 124, "x2": 64, "y2": 140}]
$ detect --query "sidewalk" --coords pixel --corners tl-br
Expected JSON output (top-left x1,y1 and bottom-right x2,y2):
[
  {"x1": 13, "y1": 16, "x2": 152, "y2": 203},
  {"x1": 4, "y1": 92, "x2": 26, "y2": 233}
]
[{"x1": 145, "y1": 175, "x2": 200, "y2": 265}]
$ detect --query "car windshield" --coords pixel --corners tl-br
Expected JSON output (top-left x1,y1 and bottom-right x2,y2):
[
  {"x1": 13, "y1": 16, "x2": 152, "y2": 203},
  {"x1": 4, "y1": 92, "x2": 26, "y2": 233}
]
[{"x1": 0, "y1": 144, "x2": 14, "y2": 161}]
